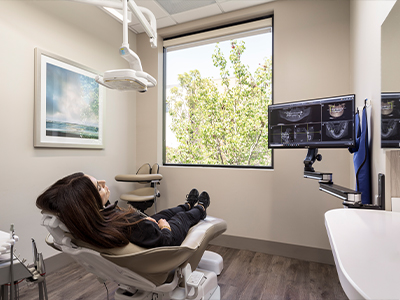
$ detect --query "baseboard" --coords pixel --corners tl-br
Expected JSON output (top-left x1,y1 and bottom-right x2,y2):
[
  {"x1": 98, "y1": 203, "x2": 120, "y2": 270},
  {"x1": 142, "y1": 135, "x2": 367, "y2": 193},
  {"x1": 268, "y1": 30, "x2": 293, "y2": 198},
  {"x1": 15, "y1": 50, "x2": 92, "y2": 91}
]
[{"x1": 210, "y1": 234, "x2": 335, "y2": 265}]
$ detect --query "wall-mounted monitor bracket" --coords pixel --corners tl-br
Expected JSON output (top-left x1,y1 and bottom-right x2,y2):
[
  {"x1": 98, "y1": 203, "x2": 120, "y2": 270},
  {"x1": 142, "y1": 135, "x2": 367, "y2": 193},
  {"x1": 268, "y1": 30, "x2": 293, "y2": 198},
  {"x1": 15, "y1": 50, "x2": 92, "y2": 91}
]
[{"x1": 303, "y1": 149, "x2": 385, "y2": 210}]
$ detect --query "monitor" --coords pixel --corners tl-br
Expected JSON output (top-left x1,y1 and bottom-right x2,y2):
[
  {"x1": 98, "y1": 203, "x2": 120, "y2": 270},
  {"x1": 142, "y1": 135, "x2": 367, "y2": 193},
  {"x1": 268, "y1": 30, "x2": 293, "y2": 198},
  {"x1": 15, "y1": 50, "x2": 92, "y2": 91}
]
[
  {"x1": 381, "y1": 93, "x2": 400, "y2": 148},
  {"x1": 268, "y1": 94, "x2": 355, "y2": 149}
]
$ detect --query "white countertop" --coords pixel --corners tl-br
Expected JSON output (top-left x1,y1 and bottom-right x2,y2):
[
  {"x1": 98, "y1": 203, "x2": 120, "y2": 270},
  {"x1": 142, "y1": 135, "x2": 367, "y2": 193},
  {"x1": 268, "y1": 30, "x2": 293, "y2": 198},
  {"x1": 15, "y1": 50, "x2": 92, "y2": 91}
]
[{"x1": 325, "y1": 208, "x2": 400, "y2": 300}]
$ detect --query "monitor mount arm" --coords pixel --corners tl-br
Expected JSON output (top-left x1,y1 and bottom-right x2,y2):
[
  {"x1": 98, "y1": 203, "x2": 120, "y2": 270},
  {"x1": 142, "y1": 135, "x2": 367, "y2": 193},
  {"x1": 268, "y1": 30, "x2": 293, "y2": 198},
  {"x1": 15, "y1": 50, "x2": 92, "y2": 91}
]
[
  {"x1": 303, "y1": 148, "x2": 385, "y2": 210},
  {"x1": 303, "y1": 148, "x2": 322, "y2": 172}
]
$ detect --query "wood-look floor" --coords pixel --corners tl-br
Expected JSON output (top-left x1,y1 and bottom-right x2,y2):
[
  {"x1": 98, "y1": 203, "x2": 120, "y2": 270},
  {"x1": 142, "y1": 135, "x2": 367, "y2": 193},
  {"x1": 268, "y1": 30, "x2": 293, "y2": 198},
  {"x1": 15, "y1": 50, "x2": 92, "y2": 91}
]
[{"x1": 16, "y1": 245, "x2": 347, "y2": 300}]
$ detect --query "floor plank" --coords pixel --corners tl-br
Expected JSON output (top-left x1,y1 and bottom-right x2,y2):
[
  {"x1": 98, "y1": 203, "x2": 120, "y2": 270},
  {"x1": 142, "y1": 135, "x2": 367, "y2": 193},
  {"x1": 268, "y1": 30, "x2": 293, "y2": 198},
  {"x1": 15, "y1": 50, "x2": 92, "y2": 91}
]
[{"x1": 15, "y1": 245, "x2": 347, "y2": 300}]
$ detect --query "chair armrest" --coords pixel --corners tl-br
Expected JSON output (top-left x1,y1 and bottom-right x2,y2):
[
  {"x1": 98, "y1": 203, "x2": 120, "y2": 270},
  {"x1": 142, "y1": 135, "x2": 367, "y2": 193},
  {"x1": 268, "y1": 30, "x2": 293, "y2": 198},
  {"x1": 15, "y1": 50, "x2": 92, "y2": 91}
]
[{"x1": 115, "y1": 174, "x2": 163, "y2": 183}]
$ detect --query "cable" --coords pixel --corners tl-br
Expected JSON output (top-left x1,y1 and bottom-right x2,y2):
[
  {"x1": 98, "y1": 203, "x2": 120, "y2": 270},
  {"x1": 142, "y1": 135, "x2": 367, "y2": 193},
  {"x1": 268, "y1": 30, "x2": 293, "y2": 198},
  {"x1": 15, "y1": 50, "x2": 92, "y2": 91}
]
[{"x1": 103, "y1": 282, "x2": 109, "y2": 300}]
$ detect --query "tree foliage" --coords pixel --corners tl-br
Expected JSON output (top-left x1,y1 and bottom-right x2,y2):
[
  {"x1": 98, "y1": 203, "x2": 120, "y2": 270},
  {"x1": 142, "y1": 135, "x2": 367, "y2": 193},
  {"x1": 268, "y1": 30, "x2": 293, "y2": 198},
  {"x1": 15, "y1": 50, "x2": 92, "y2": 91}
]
[{"x1": 166, "y1": 40, "x2": 272, "y2": 166}]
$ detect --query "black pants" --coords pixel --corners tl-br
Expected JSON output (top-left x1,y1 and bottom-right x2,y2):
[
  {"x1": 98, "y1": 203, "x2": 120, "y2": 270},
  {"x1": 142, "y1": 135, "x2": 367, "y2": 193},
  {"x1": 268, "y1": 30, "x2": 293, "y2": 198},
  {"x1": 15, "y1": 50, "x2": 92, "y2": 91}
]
[{"x1": 151, "y1": 205, "x2": 203, "y2": 245}]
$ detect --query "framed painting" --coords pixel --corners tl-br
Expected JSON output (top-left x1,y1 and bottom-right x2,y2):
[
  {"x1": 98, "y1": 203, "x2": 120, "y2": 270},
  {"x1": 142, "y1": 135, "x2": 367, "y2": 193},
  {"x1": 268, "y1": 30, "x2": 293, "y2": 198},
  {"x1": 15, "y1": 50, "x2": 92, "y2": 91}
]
[{"x1": 34, "y1": 48, "x2": 105, "y2": 149}]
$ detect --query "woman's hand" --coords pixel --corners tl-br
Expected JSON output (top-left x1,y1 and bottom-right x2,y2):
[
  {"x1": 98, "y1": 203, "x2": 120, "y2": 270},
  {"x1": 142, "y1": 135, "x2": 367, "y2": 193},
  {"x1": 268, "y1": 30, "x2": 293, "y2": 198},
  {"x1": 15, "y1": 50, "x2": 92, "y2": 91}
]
[
  {"x1": 157, "y1": 219, "x2": 171, "y2": 231},
  {"x1": 146, "y1": 217, "x2": 158, "y2": 224},
  {"x1": 146, "y1": 217, "x2": 157, "y2": 224}
]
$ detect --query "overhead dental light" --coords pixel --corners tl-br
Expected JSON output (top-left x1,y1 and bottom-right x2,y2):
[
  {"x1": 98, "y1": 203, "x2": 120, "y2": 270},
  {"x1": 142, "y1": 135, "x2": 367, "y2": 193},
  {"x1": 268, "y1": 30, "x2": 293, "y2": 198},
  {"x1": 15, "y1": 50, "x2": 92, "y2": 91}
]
[{"x1": 70, "y1": 0, "x2": 157, "y2": 92}]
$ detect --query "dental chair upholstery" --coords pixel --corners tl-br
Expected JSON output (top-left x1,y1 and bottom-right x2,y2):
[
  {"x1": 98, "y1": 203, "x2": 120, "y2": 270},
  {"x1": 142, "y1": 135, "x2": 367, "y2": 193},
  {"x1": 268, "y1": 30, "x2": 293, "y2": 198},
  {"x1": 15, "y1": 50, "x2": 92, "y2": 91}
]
[
  {"x1": 115, "y1": 163, "x2": 162, "y2": 212},
  {"x1": 41, "y1": 211, "x2": 227, "y2": 300}
]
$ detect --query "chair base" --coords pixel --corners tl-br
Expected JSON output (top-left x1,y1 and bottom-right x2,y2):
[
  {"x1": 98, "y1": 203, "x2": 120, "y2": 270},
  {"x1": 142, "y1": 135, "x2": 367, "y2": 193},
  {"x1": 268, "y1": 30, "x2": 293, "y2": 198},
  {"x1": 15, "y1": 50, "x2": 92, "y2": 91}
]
[
  {"x1": 114, "y1": 269, "x2": 220, "y2": 300},
  {"x1": 114, "y1": 251, "x2": 223, "y2": 300},
  {"x1": 198, "y1": 250, "x2": 223, "y2": 275}
]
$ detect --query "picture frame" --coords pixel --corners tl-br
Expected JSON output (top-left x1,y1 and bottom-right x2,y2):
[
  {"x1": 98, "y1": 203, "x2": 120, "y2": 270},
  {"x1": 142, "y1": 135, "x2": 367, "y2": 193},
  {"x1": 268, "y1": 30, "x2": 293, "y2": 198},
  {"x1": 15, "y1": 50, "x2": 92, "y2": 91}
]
[{"x1": 34, "y1": 48, "x2": 105, "y2": 149}]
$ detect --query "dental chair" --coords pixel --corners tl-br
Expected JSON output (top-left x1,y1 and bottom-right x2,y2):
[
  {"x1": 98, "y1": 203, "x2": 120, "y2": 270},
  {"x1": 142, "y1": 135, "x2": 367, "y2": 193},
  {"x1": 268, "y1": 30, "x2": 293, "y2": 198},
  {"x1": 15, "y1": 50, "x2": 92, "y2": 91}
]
[
  {"x1": 41, "y1": 211, "x2": 227, "y2": 300},
  {"x1": 115, "y1": 163, "x2": 162, "y2": 212}
]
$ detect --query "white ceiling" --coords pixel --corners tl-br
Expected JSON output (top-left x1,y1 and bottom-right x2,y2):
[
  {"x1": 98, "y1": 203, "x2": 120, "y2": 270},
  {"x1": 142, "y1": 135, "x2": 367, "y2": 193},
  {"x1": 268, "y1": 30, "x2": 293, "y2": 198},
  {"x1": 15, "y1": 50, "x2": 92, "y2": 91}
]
[{"x1": 101, "y1": 0, "x2": 274, "y2": 34}]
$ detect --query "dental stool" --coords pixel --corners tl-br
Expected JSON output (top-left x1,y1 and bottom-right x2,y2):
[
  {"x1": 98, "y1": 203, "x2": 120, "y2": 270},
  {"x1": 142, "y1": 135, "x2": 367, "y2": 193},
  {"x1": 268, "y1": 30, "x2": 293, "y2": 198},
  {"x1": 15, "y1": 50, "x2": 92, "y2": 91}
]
[
  {"x1": 41, "y1": 212, "x2": 227, "y2": 300},
  {"x1": 115, "y1": 163, "x2": 162, "y2": 213}
]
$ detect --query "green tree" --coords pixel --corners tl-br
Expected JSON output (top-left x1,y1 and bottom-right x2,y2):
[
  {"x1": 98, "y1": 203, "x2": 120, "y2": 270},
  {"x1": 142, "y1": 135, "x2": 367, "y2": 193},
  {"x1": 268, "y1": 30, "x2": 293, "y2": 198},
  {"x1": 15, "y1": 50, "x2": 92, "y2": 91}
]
[{"x1": 166, "y1": 40, "x2": 272, "y2": 166}]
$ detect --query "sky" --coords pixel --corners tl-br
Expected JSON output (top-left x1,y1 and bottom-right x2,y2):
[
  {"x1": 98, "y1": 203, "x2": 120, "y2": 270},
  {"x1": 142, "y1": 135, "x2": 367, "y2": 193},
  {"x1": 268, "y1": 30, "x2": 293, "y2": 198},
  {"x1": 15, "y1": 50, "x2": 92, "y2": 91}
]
[{"x1": 166, "y1": 32, "x2": 272, "y2": 86}]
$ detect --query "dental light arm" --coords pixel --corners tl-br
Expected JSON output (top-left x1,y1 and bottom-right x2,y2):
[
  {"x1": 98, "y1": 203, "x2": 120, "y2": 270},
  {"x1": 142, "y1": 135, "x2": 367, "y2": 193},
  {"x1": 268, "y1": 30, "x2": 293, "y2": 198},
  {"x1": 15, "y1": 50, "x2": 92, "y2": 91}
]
[
  {"x1": 69, "y1": 0, "x2": 157, "y2": 92},
  {"x1": 128, "y1": 2, "x2": 157, "y2": 48},
  {"x1": 70, "y1": 0, "x2": 157, "y2": 48}
]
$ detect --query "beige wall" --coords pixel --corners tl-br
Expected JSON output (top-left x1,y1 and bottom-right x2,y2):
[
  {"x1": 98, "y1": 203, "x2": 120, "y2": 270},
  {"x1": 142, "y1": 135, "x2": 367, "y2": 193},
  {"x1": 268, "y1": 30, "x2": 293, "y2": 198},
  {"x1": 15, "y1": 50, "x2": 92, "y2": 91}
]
[
  {"x1": 0, "y1": 1, "x2": 138, "y2": 260},
  {"x1": 350, "y1": 0, "x2": 396, "y2": 208},
  {"x1": 137, "y1": 0, "x2": 352, "y2": 250},
  {"x1": 382, "y1": 1, "x2": 400, "y2": 93},
  {"x1": 380, "y1": 0, "x2": 400, "y2": 199}
]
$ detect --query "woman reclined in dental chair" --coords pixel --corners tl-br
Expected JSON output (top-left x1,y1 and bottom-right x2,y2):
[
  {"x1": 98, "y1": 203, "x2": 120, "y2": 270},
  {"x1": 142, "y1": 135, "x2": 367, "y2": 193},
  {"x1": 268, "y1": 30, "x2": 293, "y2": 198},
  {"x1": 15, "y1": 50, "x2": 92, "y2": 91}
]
[
  {"x1": 37, "y1": 172, "x2": 225, "y2": 300},
  {"x1": 36, "y1": 172, "x2": 211, "y2": 249}
]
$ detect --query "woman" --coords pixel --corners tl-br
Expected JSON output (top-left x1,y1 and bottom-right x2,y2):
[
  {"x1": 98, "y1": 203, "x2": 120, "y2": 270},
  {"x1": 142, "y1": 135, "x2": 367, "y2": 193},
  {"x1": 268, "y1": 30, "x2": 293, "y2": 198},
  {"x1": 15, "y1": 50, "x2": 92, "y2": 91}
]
[{"x1": 36, "y1": 172, "x2": 210, "y2": 249}]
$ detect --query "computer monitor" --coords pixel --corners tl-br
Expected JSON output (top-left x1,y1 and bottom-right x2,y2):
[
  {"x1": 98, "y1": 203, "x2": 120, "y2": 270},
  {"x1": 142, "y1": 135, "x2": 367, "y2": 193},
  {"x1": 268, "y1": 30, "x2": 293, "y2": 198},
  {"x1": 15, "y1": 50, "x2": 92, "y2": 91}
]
[
  {"x1": 268, "y1": 94, "x2": 355, "y2": 149},
  {"x1": 381, "y1": 92, "x2": 400, "y2": 148}
]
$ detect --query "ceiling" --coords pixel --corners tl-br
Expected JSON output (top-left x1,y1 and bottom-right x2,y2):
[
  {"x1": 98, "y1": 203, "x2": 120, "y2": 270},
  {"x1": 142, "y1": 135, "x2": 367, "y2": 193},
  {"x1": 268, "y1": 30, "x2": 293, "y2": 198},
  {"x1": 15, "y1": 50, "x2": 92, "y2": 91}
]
[{"x1": 101, "y1": 0, "x2": 274, "y2": 34}]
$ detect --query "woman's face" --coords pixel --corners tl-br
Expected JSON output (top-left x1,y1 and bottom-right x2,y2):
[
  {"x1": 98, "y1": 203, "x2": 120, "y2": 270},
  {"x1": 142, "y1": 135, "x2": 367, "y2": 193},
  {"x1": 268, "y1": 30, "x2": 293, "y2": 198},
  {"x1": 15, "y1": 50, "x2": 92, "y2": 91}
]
[{"x1": 86, "y1": 175, "x2": 110, "y2": 206}]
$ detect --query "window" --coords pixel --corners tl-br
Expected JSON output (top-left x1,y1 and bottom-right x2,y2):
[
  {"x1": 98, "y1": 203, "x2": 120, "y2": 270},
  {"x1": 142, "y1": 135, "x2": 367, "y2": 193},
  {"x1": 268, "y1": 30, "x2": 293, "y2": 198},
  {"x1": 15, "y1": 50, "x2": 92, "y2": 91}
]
[{"x1": 163, "y1": 17, "x2": 273, "y2": 168}]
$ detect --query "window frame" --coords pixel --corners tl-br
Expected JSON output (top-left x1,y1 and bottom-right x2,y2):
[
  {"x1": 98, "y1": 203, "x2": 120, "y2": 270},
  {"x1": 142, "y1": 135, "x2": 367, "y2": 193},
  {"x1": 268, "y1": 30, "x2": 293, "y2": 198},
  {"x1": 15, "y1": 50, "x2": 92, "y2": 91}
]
[{"x1": 162, "y1": 16, "x2": 274, "y2": 170}]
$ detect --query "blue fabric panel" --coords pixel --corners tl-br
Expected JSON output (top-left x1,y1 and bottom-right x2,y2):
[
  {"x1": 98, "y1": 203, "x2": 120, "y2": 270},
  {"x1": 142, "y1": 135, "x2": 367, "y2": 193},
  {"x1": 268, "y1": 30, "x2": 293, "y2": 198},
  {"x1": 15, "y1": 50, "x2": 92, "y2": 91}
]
[{"x1": 351, "y1": 106, "x2": 371, "y2": 204}]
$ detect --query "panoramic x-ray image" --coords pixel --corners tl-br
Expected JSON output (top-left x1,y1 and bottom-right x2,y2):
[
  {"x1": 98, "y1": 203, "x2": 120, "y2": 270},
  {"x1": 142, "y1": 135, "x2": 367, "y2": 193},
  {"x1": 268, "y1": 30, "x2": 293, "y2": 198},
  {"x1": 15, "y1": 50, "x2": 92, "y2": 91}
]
[
  {"x1": 270, "y1": 104, "x2": 320, "y2": 125},
  {"x1": 279, "y1": 107, "x2": 311, "y2": 122}
]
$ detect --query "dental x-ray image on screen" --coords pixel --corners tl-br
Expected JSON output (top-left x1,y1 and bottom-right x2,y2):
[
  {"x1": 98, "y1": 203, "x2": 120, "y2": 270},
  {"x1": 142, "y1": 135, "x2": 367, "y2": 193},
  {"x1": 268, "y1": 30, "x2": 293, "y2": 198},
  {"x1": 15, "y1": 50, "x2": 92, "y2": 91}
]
[
  {"x1": 381, "y1": 93, "x2": 400, "y2": 148},
  {"x1": 268, "y1": 94, "x2": 355, "y2": 148}
]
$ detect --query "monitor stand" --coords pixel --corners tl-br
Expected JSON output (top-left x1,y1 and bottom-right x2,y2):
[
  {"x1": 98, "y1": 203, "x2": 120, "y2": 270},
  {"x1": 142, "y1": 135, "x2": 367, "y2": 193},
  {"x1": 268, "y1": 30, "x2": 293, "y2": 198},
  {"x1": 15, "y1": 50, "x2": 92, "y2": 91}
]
[{"x1": 303, "y1": 148, "x2": 385, "y2": 210}]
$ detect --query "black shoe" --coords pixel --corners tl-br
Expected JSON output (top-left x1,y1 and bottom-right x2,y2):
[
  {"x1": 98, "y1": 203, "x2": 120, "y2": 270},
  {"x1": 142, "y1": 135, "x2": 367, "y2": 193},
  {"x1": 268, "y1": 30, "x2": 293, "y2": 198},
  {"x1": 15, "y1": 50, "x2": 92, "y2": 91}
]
[
  {"x1": 198, "y1": 191, "x2": 210, "y2": 219},
  {"x1": 185, "y1": 188, "x2": 199, "y2": 209}
]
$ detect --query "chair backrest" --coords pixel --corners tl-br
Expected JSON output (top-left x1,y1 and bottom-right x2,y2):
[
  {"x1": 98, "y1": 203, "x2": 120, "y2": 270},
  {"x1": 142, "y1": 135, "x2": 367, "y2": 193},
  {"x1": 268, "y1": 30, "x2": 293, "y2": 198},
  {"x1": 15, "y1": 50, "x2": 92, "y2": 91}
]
[
  {"x1": 41, "y1": 212, "x2": 227, "y2": 287},
  {"x1": 136, "y1": 163, "x2": 151, "y2": 175},
  {"x1": 151, "y1": 163, "x2": 159, "y2": 174}
]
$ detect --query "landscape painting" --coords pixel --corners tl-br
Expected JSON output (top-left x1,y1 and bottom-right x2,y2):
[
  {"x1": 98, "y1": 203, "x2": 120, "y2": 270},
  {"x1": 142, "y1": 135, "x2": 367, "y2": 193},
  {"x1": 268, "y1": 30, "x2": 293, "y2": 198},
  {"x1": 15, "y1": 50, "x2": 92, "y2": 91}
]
[{"x1": 34, "y1": 48, "x2": 105, "y2": 149}]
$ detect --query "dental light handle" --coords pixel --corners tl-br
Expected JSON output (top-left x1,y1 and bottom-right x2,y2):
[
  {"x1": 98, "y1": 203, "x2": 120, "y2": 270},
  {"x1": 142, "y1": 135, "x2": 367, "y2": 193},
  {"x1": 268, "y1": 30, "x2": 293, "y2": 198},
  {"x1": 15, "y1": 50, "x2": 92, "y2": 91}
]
[{"x1": 136, "y1": 71, "x2": 156, "y2": 86}]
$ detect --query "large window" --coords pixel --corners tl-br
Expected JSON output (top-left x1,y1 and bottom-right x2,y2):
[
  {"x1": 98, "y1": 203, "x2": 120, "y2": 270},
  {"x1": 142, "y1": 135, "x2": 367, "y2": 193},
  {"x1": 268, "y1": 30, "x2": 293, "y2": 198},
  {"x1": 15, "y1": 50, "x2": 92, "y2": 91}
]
[{"x1": 164, "y1": 18, "x2": 273, "y2": 168}]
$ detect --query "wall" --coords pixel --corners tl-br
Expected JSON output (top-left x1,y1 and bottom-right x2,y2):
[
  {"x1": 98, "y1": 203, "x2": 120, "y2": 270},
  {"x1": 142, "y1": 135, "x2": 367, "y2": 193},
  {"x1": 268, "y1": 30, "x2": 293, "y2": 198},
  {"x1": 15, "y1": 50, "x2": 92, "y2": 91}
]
[
  {"x1": 382, "y1": 0, "x2": 400, "y2": 93},
  {"x1": 0, "y1": 1, "x2": 137, "y2": 261},
  {"x1": 137, "y1": 0, "x2": 352, "y2": 252},
  {"x1": 349, "y1": 0, "x2": 396, "y2": 208},
  {"x1": 381, "y1": 1, "x2": 400, "y2": 200}
]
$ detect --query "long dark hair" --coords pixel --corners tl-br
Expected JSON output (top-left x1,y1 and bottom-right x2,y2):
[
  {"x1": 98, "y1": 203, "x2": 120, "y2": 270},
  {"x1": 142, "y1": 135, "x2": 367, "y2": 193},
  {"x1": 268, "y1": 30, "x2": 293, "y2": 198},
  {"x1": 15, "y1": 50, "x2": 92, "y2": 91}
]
[{"x1": 36, "y1": 172, "x2": 142, "y2": 249}]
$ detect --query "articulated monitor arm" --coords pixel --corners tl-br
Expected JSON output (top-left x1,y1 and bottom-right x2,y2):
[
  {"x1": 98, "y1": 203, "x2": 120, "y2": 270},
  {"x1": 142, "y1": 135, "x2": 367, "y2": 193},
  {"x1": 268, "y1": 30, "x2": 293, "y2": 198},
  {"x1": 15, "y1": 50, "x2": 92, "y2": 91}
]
[
  {"x1": 303, "y1": 148, "x2": 322, "y2": 172},
  {"x1": 303, "y1": 149, "x2": 385, "y2": 210}
]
